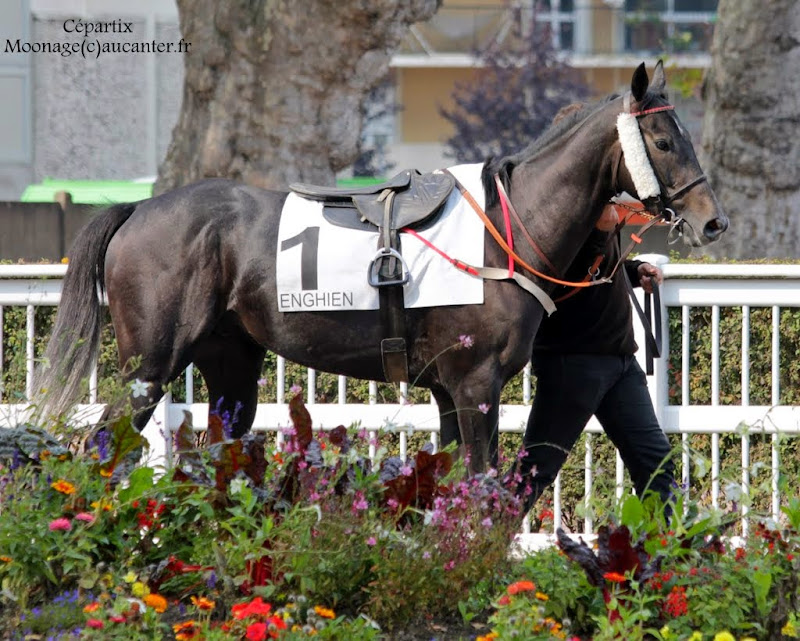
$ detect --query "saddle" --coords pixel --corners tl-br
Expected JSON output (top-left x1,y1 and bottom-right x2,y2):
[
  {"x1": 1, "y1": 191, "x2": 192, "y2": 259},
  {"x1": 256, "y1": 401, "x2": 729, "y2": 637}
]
[
  {"x1": 290, "y1": 170, "x2": 455, "y2": 233},
  {"x1": 289, "y1": 169, "x2": 456, "y2": 384}
]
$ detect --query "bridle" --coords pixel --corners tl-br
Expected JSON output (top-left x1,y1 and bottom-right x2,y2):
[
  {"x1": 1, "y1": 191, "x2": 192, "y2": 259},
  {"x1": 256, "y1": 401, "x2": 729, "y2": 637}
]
[{"x1": 614, "y1": 96, "x2": 709, "y2": 228}]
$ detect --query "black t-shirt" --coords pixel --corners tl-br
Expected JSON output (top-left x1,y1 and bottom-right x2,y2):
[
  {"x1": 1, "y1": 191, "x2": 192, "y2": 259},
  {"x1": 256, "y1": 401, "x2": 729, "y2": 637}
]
[{"x1": 533, "y1": 229, "x2": 642, "y2": 356}]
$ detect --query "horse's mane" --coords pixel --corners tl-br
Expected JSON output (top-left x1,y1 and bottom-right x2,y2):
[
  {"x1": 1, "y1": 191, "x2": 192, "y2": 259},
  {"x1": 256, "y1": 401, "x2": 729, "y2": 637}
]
[{"x1": 481, "y1": 93, "x2": 624, "y2": 209}]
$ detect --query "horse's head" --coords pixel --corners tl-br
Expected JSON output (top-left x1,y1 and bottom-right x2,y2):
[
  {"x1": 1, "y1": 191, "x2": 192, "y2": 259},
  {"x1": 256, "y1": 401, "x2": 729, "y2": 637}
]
[{"x1": 616, "y1": 61, "x2": 728, "y2": 246}]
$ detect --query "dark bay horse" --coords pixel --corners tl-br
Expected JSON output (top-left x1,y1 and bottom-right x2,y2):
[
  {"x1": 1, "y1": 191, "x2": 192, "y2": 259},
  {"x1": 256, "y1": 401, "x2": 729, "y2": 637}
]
[{"x1": 36, "y1": 62, "x2": 727, "y2": 472}]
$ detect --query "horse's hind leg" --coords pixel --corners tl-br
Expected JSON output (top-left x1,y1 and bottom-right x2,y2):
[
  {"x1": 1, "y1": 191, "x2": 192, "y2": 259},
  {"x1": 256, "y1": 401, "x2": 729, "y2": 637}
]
[{"x1": 191, "y1": 315, "x2": 266, "y2": 439}]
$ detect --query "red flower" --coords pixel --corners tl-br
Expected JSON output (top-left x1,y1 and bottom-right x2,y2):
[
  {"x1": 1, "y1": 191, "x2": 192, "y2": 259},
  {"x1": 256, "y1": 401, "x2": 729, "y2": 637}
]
[
  {"x1": 603, "y1": 572, "x2": 627, "y2": 583},
  {"x1": 735, "y1": 547, "x2": 746, "y2": 561},
  {"x1": 86, "y1": 619, "x2": 104, "y2": 629},
  {"x1": 507, "y1": 580, "x2": 536, "y2": 595},
  {"x1": 232, "y1": 596, "x2": 272, "y2": 620},
  {"x1": 267, "y1": 615, "x2": 288, "y2": 634},
  {"x1": 246, "y1": 622, "x2": 267, "y2": 641},
  {"x1": 497, "y1": 595, "x2": 511, "y2": 606},
  {"x1": 663, "y1": 585, "x2": 688, "y2": 617}
]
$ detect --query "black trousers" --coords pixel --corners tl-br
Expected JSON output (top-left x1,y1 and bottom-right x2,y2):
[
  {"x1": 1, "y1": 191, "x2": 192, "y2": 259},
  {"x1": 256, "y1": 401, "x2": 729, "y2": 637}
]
[{"x1": 513, "y1": 353, "x2": 675, "y2": 514}]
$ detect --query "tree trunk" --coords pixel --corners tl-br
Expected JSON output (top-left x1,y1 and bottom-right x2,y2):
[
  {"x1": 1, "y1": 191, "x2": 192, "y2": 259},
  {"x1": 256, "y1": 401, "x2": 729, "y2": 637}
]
[
  {"x1": 156, "y1": 0, "x2": 440, "y2": 194},
  {"x1": 700, "y1": 0, "x2": 800, "y2": 258}
]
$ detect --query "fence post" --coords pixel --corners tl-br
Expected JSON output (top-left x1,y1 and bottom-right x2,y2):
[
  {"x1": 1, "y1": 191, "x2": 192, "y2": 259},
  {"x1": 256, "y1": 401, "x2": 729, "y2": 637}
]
[
  {"x1": 141, "y1": 390, "x2": 170, "y2": 472},
  {"x1": 631, "y1": 253, "x2": 670, "y2": 427}
]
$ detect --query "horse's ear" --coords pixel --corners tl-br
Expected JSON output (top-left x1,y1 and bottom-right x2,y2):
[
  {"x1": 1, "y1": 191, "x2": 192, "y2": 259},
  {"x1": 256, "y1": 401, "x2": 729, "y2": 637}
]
[
  {"x1": 651, "y1": 59, "x2": 666, "y2": 95},
  {"x1": 631, "y1": 62, "x2": 649, "y2": 102}
]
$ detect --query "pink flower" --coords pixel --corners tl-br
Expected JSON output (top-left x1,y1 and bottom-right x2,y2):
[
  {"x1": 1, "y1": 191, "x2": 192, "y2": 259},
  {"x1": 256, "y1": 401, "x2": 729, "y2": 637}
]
[
  {"x1": 458, "y1": 334, "x2": 474, "y2": 349},
  {"x1": 351, "y1": 491, "x2": 368, "y2": 513},
  {"x1": 400, "y1": 464, "x2": 413, "y2": 477},
  {"x1": 49, "y1": 518, "x2": 71, "y2": 531},
  {"x1": 366, "y1": 536, "x2": 377, "y2": 546},
  {"x1": 478, "y1": 403, "x2": 491, "y2": 414},
  {"x1": 75, "y1": 512, "x2": 95, "y2": 524},
  {"x1": 289, "y1": 384, "x2": 302, "y2": 395}
]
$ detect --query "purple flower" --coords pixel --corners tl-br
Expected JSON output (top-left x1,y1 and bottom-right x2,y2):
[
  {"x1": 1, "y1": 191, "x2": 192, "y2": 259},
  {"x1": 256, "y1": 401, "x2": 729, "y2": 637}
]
[
  {"x1": 290, "y1": 384, "x2": 302, "y2": 395},
  {"x1": 400, "y1": 464, "x2": 413, "y2": 477},
  {"x1": 458, "y1": 334, "x2": 474, "y2": 349},
  {"x1": 478, "y1": 403, "x2": 491, "y2": 414},
  {"x1": 206, "y1": 571, "x2": 217, "y2": 590},
  {"x1": 257, "y1": 378, "x2": 267, "y2": 387},
  {"x1": 482, "y1": 517, "x2": 493, "y2": 528},
  {"x1": 366, "y1": 536, "x2": 377, "y2": 547}
]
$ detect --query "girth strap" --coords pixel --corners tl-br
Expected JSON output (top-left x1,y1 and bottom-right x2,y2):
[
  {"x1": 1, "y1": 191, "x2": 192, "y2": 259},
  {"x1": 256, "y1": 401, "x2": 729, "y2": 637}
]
[{"x1": 375, "y1": 189, "x2": 409, "y2": 383}]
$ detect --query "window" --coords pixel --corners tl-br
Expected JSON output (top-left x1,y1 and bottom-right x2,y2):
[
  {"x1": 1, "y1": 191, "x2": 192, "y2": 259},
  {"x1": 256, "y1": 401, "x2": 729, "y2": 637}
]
[{"x1": 624, "y1": 0, "x2": 717, "y2": 54}]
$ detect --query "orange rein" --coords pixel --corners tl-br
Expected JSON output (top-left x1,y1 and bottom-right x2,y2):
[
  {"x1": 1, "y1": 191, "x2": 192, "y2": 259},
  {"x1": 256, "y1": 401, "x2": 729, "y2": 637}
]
[{"x1": 450, "y1": 174, "x2": 611, "y2": 289}]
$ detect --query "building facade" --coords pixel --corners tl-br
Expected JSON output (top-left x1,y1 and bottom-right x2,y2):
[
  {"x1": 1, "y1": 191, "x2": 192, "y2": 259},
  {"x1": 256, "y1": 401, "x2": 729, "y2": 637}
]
[{"x1": 0, "y1": 0, "x2": 716, "y2": 200}]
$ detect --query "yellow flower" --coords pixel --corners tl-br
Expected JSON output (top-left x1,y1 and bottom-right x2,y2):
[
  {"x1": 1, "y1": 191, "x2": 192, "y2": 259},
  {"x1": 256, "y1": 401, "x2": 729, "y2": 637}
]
[
  {"x1": 713, "y1": 633, "x2": 735, "y2": 641},
  {"x1": 688, "y1": 633, "x2": 703, "y2": 641},
  {"x1": 783, "y1": 620, "x2": 799, "y2": 638},
  {"x1": 660, "y1": 625, "x2": 673, "y2": 640},
  {"x1": 314, "y1": 605, "x2": 335, "y2": 619},
  {"x1": 143, "y1": 593, "x2": 168, "y2": 613},
  {"x1": 132, "y1": 581, "x2": 148, "y2": 598},
  {"x1": 123, "y1": 571, "x2": 138, "y2": 584},
  {"x1": 51, "y1": 479, "x2": 76, "y2": 494},
  {"x1": 99, "y1": 468, "x2": 113, "y2": 478},
  {"x1": 61, "y1": 257, "x2": 69, "y2": 264},
  {"x1": 535, "y1": 591, "x2": 549, "y2": 601}
]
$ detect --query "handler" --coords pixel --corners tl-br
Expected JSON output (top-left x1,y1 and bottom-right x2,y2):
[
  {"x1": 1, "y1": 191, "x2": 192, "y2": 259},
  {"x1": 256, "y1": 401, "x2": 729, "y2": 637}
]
[{"x1": 510, "y1": 204, "x2": 675, "y2": 515}]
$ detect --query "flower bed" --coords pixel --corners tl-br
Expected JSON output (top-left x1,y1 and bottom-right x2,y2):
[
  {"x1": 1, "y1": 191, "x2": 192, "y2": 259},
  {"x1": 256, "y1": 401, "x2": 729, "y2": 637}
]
[{"x1": 1, "y1": 393, "x2": 799, "y2": 640}]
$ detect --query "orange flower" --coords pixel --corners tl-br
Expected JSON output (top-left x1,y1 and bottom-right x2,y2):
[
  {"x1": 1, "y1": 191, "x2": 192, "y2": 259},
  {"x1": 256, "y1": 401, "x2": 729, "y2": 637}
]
[
  {"x1": 51, "y1": 479, "x2": 76, "y2": 494},
  {"x1": 173, "y1": 620, "x2": 199, "y2": 640},
  {"x1": 603, "y1": 572, "x2": 628, "y2": 583},
  {"x1": 191, "y1": 595, "x2": 216, "y2": 611},
  {"x1": 99, "y1": 468, "x2": 113, "y2": 478},
  {"x1": 83, "y1": 602, "x2": 101, "y2": 613},
  {"x1": 144, "y1": 593, "x2": 168, "y2": 613},
  {"x1": 0, "y1": 556, "x2": 11, "y2": 563},
  {"x1": 507, "y1": 580, "x2": 536, "y2": 595},
  {"x1": 314, "y1": 605, "x2": 335, "y2": 619}
]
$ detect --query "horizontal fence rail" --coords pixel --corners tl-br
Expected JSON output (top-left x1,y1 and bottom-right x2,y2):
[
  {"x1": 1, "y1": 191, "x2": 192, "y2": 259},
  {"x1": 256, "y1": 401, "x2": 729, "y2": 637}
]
[{"x1": 2, "y1": 256, "x2": 800, "y2": 544}]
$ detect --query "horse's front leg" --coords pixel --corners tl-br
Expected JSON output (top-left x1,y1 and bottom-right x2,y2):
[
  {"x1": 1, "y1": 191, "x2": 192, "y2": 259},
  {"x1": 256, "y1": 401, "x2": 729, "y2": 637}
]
[{"x1": 439, "y1": 362, "x2": 502, "y2": 474}]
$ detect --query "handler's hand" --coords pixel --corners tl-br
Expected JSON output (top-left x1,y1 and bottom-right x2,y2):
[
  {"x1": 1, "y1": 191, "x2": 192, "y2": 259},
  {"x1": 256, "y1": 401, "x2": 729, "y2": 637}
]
[{"x1": 638, "y1": 263, "x2": 663, "y2": 293}]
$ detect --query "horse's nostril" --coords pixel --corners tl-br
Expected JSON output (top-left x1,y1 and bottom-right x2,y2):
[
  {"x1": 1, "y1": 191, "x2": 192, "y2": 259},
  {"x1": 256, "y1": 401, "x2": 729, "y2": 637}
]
[{"x1": 704, "y1": 216, "x2": 728, "y2": 239}]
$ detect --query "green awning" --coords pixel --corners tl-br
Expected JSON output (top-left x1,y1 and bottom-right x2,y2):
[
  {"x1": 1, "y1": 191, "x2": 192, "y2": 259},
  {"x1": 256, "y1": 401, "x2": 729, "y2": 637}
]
[{"x1": 21, "y1": 176, "x2": 385, "y2": 205}]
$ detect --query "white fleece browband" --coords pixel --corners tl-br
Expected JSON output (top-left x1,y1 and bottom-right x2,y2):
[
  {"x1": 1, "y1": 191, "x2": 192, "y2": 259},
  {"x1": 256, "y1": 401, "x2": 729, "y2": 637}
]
[{"x1": 616, "y1": 111, "x2": 661, "y2": 200}]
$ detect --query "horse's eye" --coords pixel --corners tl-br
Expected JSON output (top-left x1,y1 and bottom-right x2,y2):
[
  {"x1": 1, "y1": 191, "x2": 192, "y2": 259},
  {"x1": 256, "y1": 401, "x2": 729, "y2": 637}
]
[{"x1": 655, "y1": 140, "x2": 670, "y2": 152}]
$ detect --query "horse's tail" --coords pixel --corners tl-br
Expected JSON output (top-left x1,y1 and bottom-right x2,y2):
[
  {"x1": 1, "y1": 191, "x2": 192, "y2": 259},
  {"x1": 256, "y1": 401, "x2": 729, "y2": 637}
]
[{"x1": 33, "y1": 202, "x2": 139, "y2": 420}]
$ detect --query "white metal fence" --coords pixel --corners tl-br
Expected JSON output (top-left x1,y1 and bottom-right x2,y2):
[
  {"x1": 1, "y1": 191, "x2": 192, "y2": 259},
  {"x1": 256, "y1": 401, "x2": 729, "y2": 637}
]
[{"x1": 2, "y1": 255, "x2": 800, "y2": 541}]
